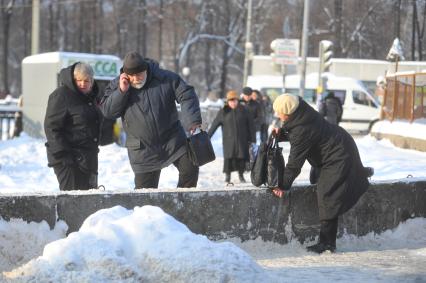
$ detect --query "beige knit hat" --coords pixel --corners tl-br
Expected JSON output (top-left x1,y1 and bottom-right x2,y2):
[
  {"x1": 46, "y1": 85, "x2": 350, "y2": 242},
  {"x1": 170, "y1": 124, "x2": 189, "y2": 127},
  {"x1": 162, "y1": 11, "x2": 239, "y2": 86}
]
[{"x1": 273, "y1": 93, "x2": 300, "y2": 115}]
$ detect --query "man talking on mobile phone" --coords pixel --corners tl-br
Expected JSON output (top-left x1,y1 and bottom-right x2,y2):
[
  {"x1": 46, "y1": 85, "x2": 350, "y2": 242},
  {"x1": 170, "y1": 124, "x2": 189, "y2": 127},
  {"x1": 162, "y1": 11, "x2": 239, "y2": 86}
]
[{"x1": 100, "y1": 51, "x2": 202, "y2": 189}]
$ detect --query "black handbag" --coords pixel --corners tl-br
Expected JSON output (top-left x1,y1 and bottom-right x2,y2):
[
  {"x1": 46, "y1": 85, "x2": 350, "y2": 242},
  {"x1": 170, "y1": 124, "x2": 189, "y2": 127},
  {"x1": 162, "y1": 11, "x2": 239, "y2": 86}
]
[
  {"x1": 250, "y1": 134, "x2": 285, "y2": 188},
  {"x1": 250, "y1": 141, "x2": 268, "y2": 186},
  {"x1": 250, "y1": 135, "x2": 274, "y2": 187},
  {"x1": 266, "y1": 137, "x2": 285, "y2": 188},
  {"x1": 187, "y1": 129, "x2": 216, "y2": 166}
]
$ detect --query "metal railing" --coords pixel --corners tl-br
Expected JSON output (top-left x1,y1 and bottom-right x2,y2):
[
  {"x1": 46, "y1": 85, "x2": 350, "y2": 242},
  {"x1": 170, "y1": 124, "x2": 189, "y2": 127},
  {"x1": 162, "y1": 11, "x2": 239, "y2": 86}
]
[
  {"x1": 381, "y1": 72, "x2": 426, "y2": 122},
  {"x1": 0, "y1": 111, "x2": 20, "y2": 140}
]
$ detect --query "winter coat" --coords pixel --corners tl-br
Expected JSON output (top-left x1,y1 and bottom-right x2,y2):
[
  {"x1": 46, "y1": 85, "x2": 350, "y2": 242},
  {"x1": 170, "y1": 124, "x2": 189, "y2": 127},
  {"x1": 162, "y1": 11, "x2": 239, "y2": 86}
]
[
  {"x1": 100, "y1": 60, "x2": 202, "y2": 173},
  {"x1": 44, "y1": 63, "x2": 101, "y2": 173},
  {"x1": 319, "y1": 96, "x2": 343, "y2": 125},
  {"x1": 262, "y1": 96, "x2": 274, "y2": 125},
  {"x1": 278, "y1": 98, "x2": 369, "y2": 220},
  {"x1": 208, "y1": 104, "x2": 255, "y2": 160},
  {"x1": 240, "y1": 99, "x2": 264, "y2": 132}
]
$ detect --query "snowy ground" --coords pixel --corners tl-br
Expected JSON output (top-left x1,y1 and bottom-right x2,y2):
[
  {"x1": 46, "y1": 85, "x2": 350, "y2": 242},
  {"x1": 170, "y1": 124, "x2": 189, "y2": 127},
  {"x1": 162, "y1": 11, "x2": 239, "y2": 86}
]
[
  {"x1": 0, "y1": 129, "x2": 426, "y2": 282},
  {"x1": 1, "y1": 130, "x2": 426, "y2": 193},
  {"x1": 0, "y1": 207, "x2": 425, "y2": 282}
]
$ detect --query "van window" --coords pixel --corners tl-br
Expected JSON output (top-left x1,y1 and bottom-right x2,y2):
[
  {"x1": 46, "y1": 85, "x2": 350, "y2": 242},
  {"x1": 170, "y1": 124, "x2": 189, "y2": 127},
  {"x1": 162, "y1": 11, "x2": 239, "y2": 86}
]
[{"x1": 353, "y1": 90, "x2": 377, "y2": 108}]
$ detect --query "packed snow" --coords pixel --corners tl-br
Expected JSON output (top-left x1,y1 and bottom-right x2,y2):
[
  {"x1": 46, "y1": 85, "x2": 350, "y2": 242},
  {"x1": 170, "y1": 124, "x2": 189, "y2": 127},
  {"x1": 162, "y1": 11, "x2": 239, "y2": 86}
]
[{"x1": 0, "y1": 125, "x2": 426, "y2": 282}]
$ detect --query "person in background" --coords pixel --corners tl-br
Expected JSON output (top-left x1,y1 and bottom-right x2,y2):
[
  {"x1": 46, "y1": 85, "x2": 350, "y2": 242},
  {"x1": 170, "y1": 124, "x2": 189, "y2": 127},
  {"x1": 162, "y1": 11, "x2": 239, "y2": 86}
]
[
  {"x1": 100, "y1": 51, "x2": 202, "y2": 189},
  {"x1": 12, "y1": 95, "x2": 23, "y2": 138},
  {"x1": 271, "y1": 93, "x2": 373, "y2": 254},
  {"x1": 240, "y1": 86, "x2": 263, "y2": 144},
  {"x1": 263, "y1": 93, "x2": 274, "y2": 127},
  {"x1": 208, "y1": 90, "x2": 255, "y2": 184},
  {"x1": 318, "y1": 91, "x2": 343, "y2": 125},
  {"x1": 251, "y1": 89, "x2": 267, "y2": 142},
  {"x1": 44, "y1": 62, "x2": 101, "y2": 190}
]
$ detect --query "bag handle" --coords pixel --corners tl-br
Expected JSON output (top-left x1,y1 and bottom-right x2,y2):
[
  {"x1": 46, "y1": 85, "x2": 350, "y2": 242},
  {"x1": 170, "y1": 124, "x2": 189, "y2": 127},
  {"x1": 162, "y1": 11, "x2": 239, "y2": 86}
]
[{"x1": 267, "y1": 132, "x2": 280, "y2": 149}]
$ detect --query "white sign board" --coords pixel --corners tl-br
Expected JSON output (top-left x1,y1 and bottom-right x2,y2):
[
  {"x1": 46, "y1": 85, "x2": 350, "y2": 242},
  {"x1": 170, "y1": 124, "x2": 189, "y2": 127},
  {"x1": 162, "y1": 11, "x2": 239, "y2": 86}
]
[{"x1": 271, "y1": 39, "x2": 300, "y2": 65}]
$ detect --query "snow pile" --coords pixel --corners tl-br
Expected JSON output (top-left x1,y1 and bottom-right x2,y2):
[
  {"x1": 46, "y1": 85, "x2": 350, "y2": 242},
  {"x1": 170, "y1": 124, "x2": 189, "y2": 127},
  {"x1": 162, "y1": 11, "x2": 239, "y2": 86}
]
[
  {"x1": 200, "y1": 98, "x2": 224, "y2": 108},
  {"x1": 4, "y1": 206, "x2": 273, "y2": 282},
  {"x1": 371, "y1": 119, "x2": 426, "y2": 140},
  {"x1": 0, "y1": 219, "x2": 67, "y2": 273}
]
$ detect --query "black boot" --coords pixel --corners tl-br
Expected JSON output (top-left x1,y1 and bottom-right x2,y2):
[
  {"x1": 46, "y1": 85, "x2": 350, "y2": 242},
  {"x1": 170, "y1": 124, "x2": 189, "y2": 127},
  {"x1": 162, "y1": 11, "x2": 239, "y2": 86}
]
[
  {"x1": 225, "y1": 173, "x2": 231, "y2": 183},
  {"x1": 306, "y1": 242, "x2": 336, "y2": 254},
  {"x1": 238, "y1": 172, "x2": 246, "y2": 183},
  {"x1": 307, "y1": 218, "x2": 338, "y2": 254}
]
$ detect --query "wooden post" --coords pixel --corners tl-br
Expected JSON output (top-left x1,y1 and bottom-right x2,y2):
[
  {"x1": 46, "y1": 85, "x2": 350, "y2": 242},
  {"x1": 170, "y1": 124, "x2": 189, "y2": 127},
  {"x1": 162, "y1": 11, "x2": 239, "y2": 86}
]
[
  {"x1": 392, "y1": 76, "x2": 398, "y2": 121},
  {"x1": 411, "y1": 74, "x2": 415, "y2": 122}
]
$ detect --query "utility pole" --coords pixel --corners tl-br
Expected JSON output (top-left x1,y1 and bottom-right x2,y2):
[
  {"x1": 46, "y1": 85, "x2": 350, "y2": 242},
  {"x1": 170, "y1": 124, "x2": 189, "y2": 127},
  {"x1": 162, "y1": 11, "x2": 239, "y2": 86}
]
[
  {"x1": 31, "y1": 0, "x2": 40, "y2": 55},
  {"x1": 299, "y1": 0, "x2": 310, "y2": 98},
  {"x1": 242, "y1": 0, "x2": 253, "y2": 87}
]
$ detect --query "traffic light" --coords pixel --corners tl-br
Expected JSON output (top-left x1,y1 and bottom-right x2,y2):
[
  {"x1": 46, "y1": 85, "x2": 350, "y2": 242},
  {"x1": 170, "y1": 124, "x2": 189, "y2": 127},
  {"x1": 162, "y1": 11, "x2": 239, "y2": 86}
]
[{"x1": 319, "y1": 40, "x2": 333, "y2": 73}]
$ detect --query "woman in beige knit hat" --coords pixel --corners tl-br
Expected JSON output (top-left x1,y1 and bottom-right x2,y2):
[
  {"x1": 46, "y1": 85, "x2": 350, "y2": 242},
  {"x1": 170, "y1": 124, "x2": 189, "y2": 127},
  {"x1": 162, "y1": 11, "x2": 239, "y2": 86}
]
[{"x1": 271, "y1": 93, "x2": 373, "y2": 254}]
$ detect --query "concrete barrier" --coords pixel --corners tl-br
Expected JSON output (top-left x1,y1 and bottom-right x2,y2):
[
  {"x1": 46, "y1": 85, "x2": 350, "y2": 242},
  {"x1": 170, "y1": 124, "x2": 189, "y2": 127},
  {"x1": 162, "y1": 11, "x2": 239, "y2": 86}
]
[
  {"x1": 1, "y1": 180, "x2": 425, "y2": 244},
  {"x1": 371, "y1": 132, "x2": 426, "y2": 152}
]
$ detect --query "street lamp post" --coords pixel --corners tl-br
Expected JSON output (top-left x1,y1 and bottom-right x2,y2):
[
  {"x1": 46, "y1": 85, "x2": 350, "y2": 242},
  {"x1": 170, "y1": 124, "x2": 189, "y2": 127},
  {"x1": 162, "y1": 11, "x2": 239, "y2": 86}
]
[
  {"x1": 299, "y1": 0, "x2": 310, "y2": 98},
  {"x1": 31, "y1": 0, "x2": 40, "y2": 55},
  {"x1": 242, "y1": 0, "x2": 253, "y2": 87}
]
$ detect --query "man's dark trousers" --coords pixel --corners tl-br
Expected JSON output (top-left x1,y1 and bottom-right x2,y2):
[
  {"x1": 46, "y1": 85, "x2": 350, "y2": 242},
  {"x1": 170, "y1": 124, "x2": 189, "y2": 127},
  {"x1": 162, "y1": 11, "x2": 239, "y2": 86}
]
[{"x1": 134, "y1": 151, "x2": 199, "y2": 188}]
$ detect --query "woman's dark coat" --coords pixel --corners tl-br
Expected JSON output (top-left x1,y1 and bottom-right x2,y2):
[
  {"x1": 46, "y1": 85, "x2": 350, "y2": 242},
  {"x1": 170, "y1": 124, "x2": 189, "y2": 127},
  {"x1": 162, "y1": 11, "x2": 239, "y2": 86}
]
[
  {"x1": 100, "y1": 60, "x2": 202, "y2": 173},
  {"x1": 279, "y1": 98, "x2": 369, "y2": 220},
  {"x1": 208, "y1": 104, "x2": 255, "y2": 160},
  {"x1": 44, "y1": 63, "x2": 101, "y2": 173}
]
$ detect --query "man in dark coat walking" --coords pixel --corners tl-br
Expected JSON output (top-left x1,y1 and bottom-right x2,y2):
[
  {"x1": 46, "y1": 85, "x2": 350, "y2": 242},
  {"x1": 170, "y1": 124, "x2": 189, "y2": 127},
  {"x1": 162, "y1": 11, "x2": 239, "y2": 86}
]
[
  {"x1": 100, "y1": 51, "x2": 202, "y2": 189},
  {"x1": 208, "y1": 90, "x2": 255, "y2": 183},
  {"x1": 271, "y1": 94, "x2": 372, "y2": 254},
  {"x1": 44, "y1": 62, "x2": 101, "y2": 190},
  {"x1": 318, "y1": 91, "x2": 343, "y2": 125}
]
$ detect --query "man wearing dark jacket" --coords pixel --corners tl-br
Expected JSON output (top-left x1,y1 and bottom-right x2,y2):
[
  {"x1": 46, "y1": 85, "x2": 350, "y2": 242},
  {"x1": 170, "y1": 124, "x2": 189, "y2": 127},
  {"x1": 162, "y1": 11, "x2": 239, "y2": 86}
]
[
  {"x1": 100, "y1": 51, "x2": 202, "y2": 189},
  {"x1": 271, "y1": 94, "x2": 372, "y2": 254},
  {"x1": 240, "y1": 86, "x2": 264, "y2": 143},
  {"x1": 318, "y1": 91, "x2": 343, "y2": 125},
  {"x1": 44, "y1": 62, "x2": 101, "y2": 190}
]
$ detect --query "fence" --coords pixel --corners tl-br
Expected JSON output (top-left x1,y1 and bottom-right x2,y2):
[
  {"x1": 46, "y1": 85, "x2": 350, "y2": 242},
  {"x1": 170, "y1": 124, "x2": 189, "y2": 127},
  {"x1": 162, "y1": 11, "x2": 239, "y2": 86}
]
[
  {"x1": 381, "y1": 72, "x2": 426, "y2": 122},
  {"x1": 0, "y1": 109, "x2": 22, "y2": 140}
]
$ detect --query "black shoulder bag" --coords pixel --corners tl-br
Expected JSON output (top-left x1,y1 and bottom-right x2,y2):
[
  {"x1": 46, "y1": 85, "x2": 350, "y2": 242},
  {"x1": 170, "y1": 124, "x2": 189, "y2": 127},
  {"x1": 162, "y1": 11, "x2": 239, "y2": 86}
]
[{"x1": 187, "y1": 129, "x2": 216, "y2": 166}]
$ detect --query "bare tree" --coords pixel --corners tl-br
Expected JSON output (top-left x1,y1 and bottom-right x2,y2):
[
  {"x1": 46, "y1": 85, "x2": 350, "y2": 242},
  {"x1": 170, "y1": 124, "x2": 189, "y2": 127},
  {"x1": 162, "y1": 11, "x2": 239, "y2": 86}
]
[
  {"x1": 1, "y1": 0, "x2": 15, "y2": 94},
  {"x1": 333, "y1": 0, "x2": 343, "y2": 57}
]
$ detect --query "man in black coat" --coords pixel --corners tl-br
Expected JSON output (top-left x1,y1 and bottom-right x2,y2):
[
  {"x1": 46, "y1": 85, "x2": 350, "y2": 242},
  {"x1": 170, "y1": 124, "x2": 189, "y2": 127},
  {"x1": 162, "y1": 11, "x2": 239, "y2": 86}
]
[
  {"x1": 240, "y1": 86, "x2": 264, "y2": 143},
  {"x1": 271, "y1": 94, "x2": 372, "y2": 254},
  {"x1": 44, "y1": 62, "x2": 101, "y2": 190},
  {"x1": 318, "y1": 91, "x2": 343, "y2": 125},
  {"x1": 100, "y1": 51, "x2": 202, "y2": 189}
]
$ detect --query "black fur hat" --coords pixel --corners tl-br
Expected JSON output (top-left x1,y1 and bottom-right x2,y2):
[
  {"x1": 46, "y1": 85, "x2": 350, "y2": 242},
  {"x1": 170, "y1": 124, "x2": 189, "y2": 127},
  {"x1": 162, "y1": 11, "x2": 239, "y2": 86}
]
[{"x1": 123, "y1": 51, "x2": 148, "y2": 75}]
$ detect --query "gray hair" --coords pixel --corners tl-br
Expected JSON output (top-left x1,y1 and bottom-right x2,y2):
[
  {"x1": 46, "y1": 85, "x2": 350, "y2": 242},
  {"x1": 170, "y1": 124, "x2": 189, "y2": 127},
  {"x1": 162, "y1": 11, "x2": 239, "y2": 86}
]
[{"x1": 73, "y1": 62, "x2": 94, "y2": 81}]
